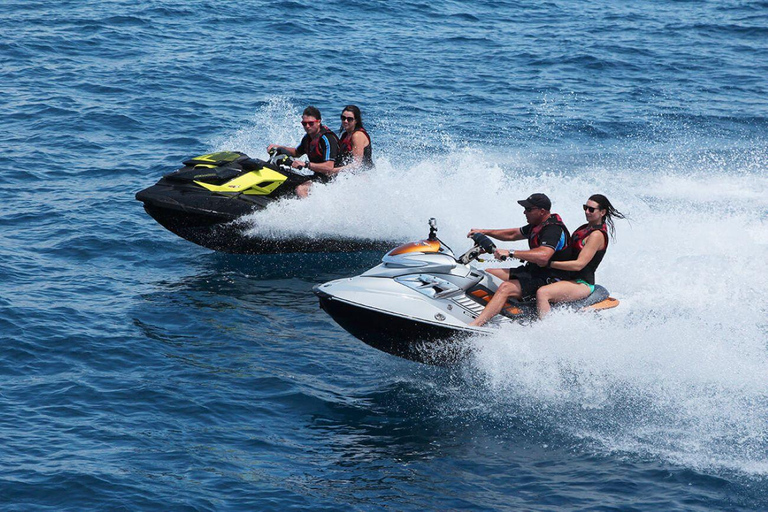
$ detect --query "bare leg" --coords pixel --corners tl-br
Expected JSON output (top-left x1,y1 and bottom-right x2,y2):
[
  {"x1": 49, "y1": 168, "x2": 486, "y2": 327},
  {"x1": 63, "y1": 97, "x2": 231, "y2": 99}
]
[
  {"x1": 487, "y1": 268, "x2": 510, "y2": 281},
  {"x1": 470, "y1": 280, "x2": 523, "y2": 327},
  {"x1": 536, "y1": 281, "x2": 592, "y2": 319},
  {"x1": 295, "y1": 182, "x2": 312, "y2": 198}
]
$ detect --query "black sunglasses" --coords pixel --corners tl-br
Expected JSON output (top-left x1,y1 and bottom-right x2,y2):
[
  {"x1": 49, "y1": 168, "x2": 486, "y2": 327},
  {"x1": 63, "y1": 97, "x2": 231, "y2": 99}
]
[
  {"x1": 340, "y1": 115, "x2": 355, "y2": 122},
  {"x1": 583, "y1": 204, "x2": 599, "y2": 213},
  {"x1": 524, "y1": 207, "x2": 540, "y2": 213}
]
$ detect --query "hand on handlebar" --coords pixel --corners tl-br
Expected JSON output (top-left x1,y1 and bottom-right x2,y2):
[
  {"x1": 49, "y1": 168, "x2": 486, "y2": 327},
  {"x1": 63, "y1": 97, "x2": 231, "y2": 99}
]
[
  {"x1": 494, "y1": 249, "x2": 510, "y2": 261},
  {"x1": 467, "y1": 228, "x2": 485, "y2": 238},
  {"x1": 290, "y1": 160, "x2": 307, "y2": 170}
]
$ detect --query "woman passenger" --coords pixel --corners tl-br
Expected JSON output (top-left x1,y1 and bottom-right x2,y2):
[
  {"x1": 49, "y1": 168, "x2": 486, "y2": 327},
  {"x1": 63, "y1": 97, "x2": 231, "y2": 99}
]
[
  {"x1": 335, "y1": 105, "x2": 373, "y2": 171},
  {"x1": 536, "y1": 194, "x2": 626, "y2": 318}
]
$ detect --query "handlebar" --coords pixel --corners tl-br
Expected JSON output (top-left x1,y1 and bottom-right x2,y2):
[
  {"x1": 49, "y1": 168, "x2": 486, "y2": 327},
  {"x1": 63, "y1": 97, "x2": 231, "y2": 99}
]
[
  {"x1": 267, "y1": 148, "x2": 292, "y2": 166},
  {"x1": 470, "y1": 232, "x2": 497, "y2": 254},
  {"x1": 457, "y1": 232, "x2": 498, "y2": 265},
  {"x1": 267, "y1": 149, "x2": 316, "y2": 177}
]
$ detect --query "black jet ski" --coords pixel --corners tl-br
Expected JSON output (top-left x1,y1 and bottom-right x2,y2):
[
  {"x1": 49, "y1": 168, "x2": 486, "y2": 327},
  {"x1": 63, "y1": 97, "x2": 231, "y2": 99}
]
[
  {"x1": 314, "y1": 219, "x2": 619, "y2": 365},
  {"x1": 136, "y1": 150, "x2": 396, "y2": 254}
]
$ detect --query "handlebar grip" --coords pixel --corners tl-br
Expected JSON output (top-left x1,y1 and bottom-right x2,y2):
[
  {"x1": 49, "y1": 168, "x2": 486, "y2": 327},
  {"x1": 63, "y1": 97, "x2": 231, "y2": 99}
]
[
  {"x1": 470, "y1": 232, "x2": 497, "y2": 254},
  {"x1": 276, "y1": 154, "x2": 292, "y2": 166}
]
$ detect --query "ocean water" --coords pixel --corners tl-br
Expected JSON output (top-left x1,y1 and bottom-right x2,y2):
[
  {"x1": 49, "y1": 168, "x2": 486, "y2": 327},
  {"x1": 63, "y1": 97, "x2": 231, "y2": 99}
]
[{"x1": 2, "y1": 0, "x2": 768, "y2": 510}]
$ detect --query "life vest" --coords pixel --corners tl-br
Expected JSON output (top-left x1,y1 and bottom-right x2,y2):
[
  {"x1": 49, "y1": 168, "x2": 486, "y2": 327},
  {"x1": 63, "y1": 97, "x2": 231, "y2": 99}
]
[
  {"x1": 570, "y1": 222, "x2": 609, "y2": 253},
  {"x1": 569, "y1": 222, "x2": 609, "y2": 285},
  {"x1": 303, "y1": 126, "x2": 339, "y2": 163},
  {"x1": 337, "y1": 127, "x2": 373, "y2": 168},
  {"x1": 527, "y1": 213, "x2": 570, "y2": 251},
  {"x1": 521, "y1": 213, "x2": 571, "y2": 280}
]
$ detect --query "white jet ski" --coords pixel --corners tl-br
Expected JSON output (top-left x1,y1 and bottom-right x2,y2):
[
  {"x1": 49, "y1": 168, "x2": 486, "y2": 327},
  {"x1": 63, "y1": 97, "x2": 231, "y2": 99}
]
[{"x1": 314, "y1": 219, "x2": 619, "y2": 365}]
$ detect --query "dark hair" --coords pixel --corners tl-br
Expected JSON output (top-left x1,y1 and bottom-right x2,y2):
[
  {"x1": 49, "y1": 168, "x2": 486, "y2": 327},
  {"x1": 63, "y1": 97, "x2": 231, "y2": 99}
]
[
  {"x1": 303, "y1": 106, "x2": 322, "y2": 120},
  {"x1": 589, "y1": 194, "x2": 626, "y2": 240},
  {"x1": 340, "y1": 104, "x2": 365, "y2": 132}
]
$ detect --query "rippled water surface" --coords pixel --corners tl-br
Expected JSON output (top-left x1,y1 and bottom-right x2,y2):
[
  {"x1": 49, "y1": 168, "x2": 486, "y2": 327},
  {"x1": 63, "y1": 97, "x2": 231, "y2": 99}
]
[{"x1": 2, "y1": 0, "x2": 768, "y2": 510}]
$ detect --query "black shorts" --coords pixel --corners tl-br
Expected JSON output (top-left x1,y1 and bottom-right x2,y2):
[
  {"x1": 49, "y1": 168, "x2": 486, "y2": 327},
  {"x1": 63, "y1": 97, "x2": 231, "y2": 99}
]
[{"x1": 508, "y1": 267, "x2": 550, "y2": 301}]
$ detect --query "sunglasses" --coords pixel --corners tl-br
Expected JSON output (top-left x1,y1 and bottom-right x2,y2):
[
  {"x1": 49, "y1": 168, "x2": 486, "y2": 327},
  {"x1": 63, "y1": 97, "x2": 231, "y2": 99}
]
[
  {"x1": 301, "y1": 120, "x2": 317, "y2": 127},
  {"x1": 340, "y1": 115, "x2": 355, "y2": 122},
  {"x1": 523, "y1": 207, "x2": 540, "y2": 213},
  {"x1": 583, "y1": 205, "x2": 599, "y2": 213}
]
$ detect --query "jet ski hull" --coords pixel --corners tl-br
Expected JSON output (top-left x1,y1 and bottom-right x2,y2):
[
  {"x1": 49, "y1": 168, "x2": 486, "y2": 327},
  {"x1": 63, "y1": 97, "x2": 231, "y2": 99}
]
[
  {"x1": 315, "y1": 289, "x2": 476, "y2": 365},
  {"x1": 317, "y1": 281, "x2": 618, "y2": 365},
  {"x1": 314, "y1": 254, "x2": 618, "y2": 365},
  {"x1": 137, "y1": 183, "x2": 395, "y2": 255},
  {"x1": 137, "y1": 151, "x2": 398, "y2": 254},
  {"x1": 314, "y1": 225, "x2": 621, "y2": 365}
]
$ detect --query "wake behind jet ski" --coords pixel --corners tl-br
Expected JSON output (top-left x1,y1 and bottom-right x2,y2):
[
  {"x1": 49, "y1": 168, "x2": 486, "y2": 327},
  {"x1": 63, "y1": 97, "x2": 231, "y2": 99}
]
[
  {"x1": 136, "y1": 150, "x2": 395, "y2": 254},
  {"x1": 314, "y1": 219, "x2": 619, "y2": 365}
]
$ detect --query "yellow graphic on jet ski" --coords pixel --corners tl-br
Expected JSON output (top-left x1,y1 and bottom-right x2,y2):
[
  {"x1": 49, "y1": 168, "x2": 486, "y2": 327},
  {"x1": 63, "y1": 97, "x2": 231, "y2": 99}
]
[{"x1": 194, "y1": 167, "x2": 286, "y2": 195}]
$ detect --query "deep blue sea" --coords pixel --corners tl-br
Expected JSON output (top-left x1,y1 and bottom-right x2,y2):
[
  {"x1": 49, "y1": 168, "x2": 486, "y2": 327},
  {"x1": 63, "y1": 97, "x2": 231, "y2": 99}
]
[{"x1": 2, "y1": 0, "x2": 768, "y2": 510}]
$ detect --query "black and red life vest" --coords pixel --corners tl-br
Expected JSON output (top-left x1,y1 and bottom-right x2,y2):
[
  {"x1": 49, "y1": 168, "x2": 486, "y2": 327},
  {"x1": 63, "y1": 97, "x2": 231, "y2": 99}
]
[
  {"x1": 527, "y1": 213, "x2": 570, "y2": 251},
  {"x1": 569, "y1": 222, "x2": 609, "y2": 284},
  {"x1": 570, "y1": 222, "x2": 609, "y2": 253},
  {"x1": 301, "y1": 126, "x2": 339, "y2": 163},
  {"x1": 337, "y1": 127, "x2": 373, "y2": 168},
  {"x1": 522, "y1": 213, "x2": 571, "y2": 279}
]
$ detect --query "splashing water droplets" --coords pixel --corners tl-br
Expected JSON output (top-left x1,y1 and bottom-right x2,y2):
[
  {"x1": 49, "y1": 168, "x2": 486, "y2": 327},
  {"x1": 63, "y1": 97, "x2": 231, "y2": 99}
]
[{"x1": 211, "y1": 101, "x2": 768, "y2": 476}]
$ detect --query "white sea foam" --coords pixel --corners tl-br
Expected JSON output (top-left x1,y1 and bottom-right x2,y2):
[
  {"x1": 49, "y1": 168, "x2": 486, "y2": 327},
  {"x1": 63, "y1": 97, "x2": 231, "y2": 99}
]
[
  {"x1": 213, "y1": 100, "x2": 768, "y2": 476},
  {"x1": 467, "y1": 163, "x2": 768, "y2": 476}
]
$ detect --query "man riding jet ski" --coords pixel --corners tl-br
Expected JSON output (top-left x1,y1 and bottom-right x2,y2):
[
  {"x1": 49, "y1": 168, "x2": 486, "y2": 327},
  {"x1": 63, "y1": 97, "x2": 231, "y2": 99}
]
[
  {"x1": 135, "y1": 150, "x2": 393, "y2": 254},
  {"x1": 314, "y1": 219, "x2": 619, "y2": 365}
]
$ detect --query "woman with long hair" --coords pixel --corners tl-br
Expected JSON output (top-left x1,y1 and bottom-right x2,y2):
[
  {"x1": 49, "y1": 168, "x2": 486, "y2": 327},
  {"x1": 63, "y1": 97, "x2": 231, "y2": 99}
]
[
  {"x1": 335, "y1": 105, "x2": 373, "y2": 170},
  {"x1": 536, "y1": 194, "x2": 626, "y2": 318}
]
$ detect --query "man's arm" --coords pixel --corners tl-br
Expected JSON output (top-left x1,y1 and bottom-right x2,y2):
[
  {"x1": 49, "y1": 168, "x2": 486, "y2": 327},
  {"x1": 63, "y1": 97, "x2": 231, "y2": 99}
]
[
  {"x1": 305, "y1": 159, "x2": 336, "y2": 174},
  {"x1": 467, "y1": 227, "x2": 525, "y2": 241},
  {"x1": 510, "y1": 246, "x2": 555, "y2": 267},
  {"x1": 267, "y1": 144, "x2": 299, "y2": 157},
  {"x1": 515, "y1": 224, "x2": 567, "y2": 267}
]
